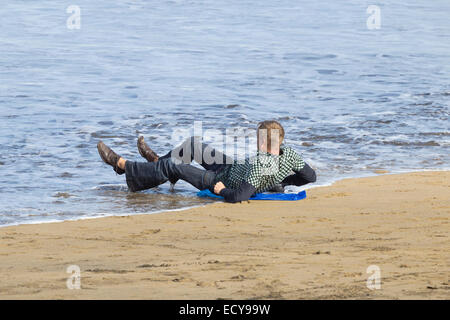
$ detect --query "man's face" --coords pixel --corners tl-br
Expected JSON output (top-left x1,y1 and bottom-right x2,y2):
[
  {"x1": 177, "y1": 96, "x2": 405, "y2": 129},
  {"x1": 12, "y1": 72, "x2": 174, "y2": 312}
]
[
  {"x1": 257, "y1": 136, "x2": 280, "y2": 155},
  {"x1": 257, "y1": 136, "x2": 268, "y2": 153},
  {"x1": 257, "y1": 128, "x2": 281, "y2": 154}
]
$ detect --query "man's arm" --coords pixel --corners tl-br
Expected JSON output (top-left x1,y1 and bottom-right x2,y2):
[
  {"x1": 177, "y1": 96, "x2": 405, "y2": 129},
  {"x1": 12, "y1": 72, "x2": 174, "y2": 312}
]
[
  {"x1": 214, "y1": 156, "x2": 262, "y2": 203},
  {"x1": 214, "y1": 181, "x2": 256, "y2": 203},
  {"x1": 282, "y1": 162, "x2": 316, "y2": 186},
  {"x1": 283, "y1": 146, "x2": 316, "y2": 185}
]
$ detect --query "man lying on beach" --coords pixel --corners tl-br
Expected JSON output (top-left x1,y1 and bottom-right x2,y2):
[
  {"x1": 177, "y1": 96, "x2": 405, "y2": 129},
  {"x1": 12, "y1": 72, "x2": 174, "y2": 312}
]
[{"x1": 97, "y1": 120, "x2": 316, "y2": 203}]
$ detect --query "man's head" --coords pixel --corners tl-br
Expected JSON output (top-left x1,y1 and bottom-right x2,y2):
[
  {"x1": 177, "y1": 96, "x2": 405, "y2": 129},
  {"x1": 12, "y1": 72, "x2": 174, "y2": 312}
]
[{"x1": 257, "y1": 120, "x2": 285, "y2": 155}]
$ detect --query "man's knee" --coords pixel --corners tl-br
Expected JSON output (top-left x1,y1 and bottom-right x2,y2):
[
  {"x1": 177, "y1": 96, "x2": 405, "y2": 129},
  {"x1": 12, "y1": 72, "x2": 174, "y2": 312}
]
[
  {"x1": 184, "y1": 136, "x2": 200, "y2": 148},
  {"x1": 308, "y1": 170, "x2": 316, "y2": 183}
]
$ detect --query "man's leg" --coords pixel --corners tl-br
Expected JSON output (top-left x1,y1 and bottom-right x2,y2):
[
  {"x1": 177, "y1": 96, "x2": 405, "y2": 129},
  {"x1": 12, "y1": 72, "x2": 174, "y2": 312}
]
[
  {"x1": 125, "y1": 157, "x2": 217, "y2": 192},
  {"x1": 159, "y1": 136, "x2": 233, "y2": 172},
  {"x1": 97, "y1": 140, "x2": 216, "y2": 192},
  {"x1": 137, "y1": 136, "x2": 232, "y2": 190}
]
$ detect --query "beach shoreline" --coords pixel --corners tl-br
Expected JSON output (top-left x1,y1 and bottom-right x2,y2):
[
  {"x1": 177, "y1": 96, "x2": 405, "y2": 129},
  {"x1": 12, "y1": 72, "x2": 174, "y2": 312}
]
[
  {"x1": 3, "y1": 168, "x2": 449, "y2": 229},
  {"x1": 0, "y1": 171, "x2": 448, "y2": 299}
]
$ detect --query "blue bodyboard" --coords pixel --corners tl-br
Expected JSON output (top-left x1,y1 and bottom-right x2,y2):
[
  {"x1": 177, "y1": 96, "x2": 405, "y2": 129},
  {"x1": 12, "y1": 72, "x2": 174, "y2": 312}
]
[{"x1": 197, "y1": 189, "x2": 307, "y2": 201}]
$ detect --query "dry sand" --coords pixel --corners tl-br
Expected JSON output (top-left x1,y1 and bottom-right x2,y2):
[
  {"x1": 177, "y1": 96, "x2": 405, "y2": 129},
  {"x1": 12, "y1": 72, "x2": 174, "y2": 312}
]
[{"x1": 0, "y1": 171, "x2": 448, "y2": 299}]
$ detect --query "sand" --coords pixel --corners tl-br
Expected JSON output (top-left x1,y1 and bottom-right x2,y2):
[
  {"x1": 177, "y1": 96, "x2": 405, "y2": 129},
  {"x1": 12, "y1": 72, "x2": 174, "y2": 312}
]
[{"x1": 0, "y1": 171, "x2": 448, "y2": 299}]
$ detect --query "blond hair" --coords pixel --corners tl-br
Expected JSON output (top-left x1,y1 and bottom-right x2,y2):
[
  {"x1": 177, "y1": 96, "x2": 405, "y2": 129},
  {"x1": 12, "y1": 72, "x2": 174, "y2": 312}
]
[{"x1": 257, "y1": 120, "x2": 285, "y2": 150}]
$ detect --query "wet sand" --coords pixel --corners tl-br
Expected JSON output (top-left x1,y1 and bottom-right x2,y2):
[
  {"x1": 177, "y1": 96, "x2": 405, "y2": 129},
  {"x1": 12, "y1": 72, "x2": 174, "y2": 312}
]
[{"x1": 0, "y1": 171, "x2": 448, "y2": 299}]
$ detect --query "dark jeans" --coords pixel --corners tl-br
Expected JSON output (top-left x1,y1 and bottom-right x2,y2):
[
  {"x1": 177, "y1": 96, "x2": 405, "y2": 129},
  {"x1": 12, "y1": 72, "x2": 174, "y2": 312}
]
[
  {"x1": 125, "y1": 136, "x2": 316, "y2": 192},
  {"x1": 125, "y1": 136, "x2": 231, "y2": 192}
]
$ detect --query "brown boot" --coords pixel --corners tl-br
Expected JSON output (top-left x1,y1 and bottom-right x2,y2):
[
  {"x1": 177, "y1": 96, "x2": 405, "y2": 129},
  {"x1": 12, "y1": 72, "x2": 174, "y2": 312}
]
[
  {"x1": 97, "y1": 141, "x2": 125, "y2": 175},
  {"x1": 137, "y1": 136, "x2": 159, "y2": 162}
]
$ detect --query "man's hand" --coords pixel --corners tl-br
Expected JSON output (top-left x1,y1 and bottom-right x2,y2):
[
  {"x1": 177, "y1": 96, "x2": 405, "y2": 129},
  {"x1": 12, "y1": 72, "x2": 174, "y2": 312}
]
[{"x1": 214, "y1": 181, "x2": 226, "y2": 195}]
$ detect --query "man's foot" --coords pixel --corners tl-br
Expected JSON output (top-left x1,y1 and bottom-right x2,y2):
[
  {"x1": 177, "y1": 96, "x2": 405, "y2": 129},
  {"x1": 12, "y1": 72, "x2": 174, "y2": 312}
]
[
  {"x1": 137, "y1": 136, "x2": 159, "y2": 162},
  {"x1": 97, "y1": 141, "x2": 125, "y2": 175}
]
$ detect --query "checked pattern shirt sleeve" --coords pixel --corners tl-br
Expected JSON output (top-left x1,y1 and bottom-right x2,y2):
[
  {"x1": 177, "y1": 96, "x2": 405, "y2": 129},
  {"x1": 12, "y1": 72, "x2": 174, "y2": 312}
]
[
  {"x1": 286, "y1": 147, "x2": 305, "y2": 172},
  {"x1": 244, "y1": 160, "x2": 263, "y2": 190}
]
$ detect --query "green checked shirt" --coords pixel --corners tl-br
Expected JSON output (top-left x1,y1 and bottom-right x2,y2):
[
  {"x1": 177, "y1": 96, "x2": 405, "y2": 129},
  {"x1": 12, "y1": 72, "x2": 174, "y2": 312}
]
[{"x1": 217, "y1": 145, "x2": 305, "y2": 193}]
